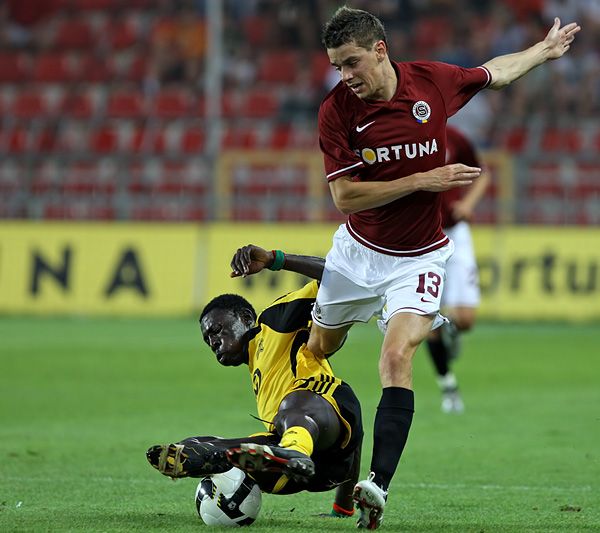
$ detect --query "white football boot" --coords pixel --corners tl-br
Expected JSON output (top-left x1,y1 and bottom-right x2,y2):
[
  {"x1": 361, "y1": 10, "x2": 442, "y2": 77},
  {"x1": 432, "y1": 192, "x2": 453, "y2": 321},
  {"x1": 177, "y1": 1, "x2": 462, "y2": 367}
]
[{"x1": 353, "y1": 472, "x2": 387, "y2": 529}]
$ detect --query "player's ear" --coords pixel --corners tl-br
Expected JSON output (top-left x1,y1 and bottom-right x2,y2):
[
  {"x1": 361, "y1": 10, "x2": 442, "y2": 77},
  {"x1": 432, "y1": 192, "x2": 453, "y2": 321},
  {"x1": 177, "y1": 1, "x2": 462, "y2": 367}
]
[
  {"x1": 374, "y1": 40, "x2": 387, "y2": 60},
  {"x1": 240, "y1": 308, "x2": 255, "y2": 326}
]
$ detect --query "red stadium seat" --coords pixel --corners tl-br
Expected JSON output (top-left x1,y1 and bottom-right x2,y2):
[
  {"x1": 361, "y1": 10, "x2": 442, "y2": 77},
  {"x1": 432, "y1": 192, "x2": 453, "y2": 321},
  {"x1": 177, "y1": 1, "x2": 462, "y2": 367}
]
[
  {"x1": 242, "y1": 15, "x2": 270, "y2": 47},
  {"x1": 75, "y1": 0, "x2": 121, "y2": 10},
  {"x1": 268, "y1": 123, "x2": 292, "y2": 149},
  {"x1": 106, "y1": 89, "x2": 146, "y2": 118},
  {"x1": 0, "y1": 53, "x2": 30, "y2": 83},
  {"x1": 54, "y1": 18, "x2": 95, "y2": 49},
  {"x1": 89, "y1": 122, "x2": 120, "y2": 153},
  {"x1": 34, "y1": 123, "x2": 60, "y2": 153},
  {"x1": 222, "y1": 125, "x2": 258, "y2": 149},
  {"x1": 32, "y1": 53, "x2": 75, "y2": 83},
  {"x1": 257, "y1": 51, "x2": 299, "y2": 85},
  {"x1": 2, "y1": 124, "x2": 30, "y2": 153},
  {"x1": 153, "y1": 88, "x2": 192, "y2": 119},
  {"x1": 194, "y1": 91, "x2": 237, "y2": 118},
  {"x1": 499, "y1": 125, "x2": 528, "y2": 152},
  {"x1": 128, "y1": 123, "x2": 168, "y2": 154},
  {"x1": 239, "y1": 89, "x2": 279, "y2": 118},
  {"x1": 12, "y1": 89, "x2": 51, "y2": 119},
  {"x1": 180, "y1": 124, "x2": 205, "y2": 153},
  {"x1": 107, "y1": 18, "x2": 138, "y2": 50},
  {"x1": 124, "y1": 54, "x2": 148, "y2": 83},
  {"x1": 77, "y1": 54, "x2": 116, "y2": 83},
  {"x1": 59, "y1": 89, "x2": 97, "y2": 119},
  {"x1": 540, "y1": 127, "x2": 582, "y2": 154}
]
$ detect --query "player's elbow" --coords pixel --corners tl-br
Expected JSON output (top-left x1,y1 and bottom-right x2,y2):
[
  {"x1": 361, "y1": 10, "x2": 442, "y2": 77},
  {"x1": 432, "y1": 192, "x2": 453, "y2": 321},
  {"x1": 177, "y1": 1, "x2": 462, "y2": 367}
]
[
  {"x1": 330, "y1": 177, "x2": 360, "y2": 214},
  {"x1": 334, "y1": 199, "x2": 356, "y2": 215},
  {"x1": 331, "y1": 188, "x2": 359, "y2": 214}
]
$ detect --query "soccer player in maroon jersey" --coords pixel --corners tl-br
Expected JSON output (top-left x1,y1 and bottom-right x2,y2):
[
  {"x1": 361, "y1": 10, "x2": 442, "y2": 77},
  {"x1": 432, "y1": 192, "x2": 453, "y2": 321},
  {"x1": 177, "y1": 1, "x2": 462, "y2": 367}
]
[
  {"x1": 305, "y1": 6, "x2": 580, "y2": 529},
  {"x1": 427, "y1": 125, "x2": 491, "y2": 414}
]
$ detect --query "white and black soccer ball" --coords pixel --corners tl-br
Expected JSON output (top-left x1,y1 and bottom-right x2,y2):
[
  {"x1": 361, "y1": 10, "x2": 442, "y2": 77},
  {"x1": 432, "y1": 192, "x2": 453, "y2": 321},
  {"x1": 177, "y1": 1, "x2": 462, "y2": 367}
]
[{"x1": 195, "y1": 467, "x2": 262, "y2": 527}]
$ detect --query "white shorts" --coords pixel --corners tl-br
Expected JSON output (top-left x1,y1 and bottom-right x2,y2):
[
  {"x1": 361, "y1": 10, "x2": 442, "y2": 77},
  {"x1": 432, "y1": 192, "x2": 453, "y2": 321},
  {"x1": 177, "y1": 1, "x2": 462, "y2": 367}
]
[
  {"x1": 312, "y1": 224, "x2": 453, "y2": 330},
  {"x1": 442, "y1": 221, "x2": 480, "y2": 308}
]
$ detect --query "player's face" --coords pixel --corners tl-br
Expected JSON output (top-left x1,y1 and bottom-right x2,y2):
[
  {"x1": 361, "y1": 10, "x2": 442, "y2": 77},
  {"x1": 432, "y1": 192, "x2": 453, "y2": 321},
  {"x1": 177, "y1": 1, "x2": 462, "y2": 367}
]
[
  {"x1": 327, "y1": 40, "x2": 388, "y2": 100},
  {"x1": 200, "y1": 309, "x2": 250, "y2": 367}
]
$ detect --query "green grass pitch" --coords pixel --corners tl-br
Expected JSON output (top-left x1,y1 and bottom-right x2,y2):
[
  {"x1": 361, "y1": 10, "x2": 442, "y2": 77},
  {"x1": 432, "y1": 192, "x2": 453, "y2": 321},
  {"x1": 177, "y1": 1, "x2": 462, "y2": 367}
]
[{"x1": 1, "y1": 317, "x2": 599, "y2": 532}]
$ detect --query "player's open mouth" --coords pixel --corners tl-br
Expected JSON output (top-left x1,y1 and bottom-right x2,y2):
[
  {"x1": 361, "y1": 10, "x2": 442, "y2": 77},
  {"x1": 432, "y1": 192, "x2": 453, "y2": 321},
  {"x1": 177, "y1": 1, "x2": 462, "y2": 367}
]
[{"x1": 348, "y1": 82, "x2": 363, "y2": 93}]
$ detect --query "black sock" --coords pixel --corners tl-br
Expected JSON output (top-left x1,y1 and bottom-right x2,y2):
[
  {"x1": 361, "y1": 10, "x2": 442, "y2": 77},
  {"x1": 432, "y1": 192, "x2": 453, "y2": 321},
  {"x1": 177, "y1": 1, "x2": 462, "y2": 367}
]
[
  {"x1": 427, "y1": 338, "x2": 449, "y2": 377},
  {"x1": 370, "y1": 387, "x2": 414, "y2": 491}
]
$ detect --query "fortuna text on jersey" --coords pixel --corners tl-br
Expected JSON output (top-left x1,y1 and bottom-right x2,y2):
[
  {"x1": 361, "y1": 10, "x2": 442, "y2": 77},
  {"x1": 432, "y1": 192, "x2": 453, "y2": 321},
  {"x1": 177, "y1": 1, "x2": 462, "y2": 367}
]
[{"x1": 354, "y1": 138, "x2": 439, "y2": 165}]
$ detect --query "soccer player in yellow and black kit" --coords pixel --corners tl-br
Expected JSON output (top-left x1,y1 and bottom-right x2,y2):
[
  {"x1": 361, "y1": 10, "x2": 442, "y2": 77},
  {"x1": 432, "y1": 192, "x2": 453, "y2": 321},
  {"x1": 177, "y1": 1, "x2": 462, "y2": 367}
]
[{"x1": 147, "y1": 244, "x2": 363, "y2": 517}]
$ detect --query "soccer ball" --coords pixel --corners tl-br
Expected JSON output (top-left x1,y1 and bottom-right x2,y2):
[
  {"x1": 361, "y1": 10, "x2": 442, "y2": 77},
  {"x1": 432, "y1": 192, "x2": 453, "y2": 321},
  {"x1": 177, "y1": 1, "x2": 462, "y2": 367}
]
[{"x1": 195, "y1": 467, "x2": 262, "y2": 526}]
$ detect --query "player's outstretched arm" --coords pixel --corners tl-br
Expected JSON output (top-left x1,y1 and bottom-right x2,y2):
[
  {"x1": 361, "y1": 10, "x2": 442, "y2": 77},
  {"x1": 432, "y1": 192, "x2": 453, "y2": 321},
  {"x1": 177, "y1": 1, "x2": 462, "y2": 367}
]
[
  {"x1": 483, "y1": 17, "x2": 580, "y2": 89},
  {"x1": 230, "y1": 244, "x2": 325, "y2": 281}
]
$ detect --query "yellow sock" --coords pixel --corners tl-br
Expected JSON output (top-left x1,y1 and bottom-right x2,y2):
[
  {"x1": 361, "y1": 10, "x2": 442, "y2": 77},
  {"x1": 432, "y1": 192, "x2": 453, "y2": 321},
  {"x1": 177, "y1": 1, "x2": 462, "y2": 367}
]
[{"x1": 278, "y1": 426, "x2": 314, "y2": 456}]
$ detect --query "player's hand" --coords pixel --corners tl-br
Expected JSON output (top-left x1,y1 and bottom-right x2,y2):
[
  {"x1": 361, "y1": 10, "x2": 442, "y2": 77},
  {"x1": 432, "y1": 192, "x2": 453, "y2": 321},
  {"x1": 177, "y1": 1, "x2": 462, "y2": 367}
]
[
  {"x1": 230, "y1": 245, "x2": 273, "y2": 277},
  {"x1": 420, "y1": 163, "x2": 481, "y2": 192},
  {"x1": 544, "y1": 18, "x2": 580, "y2": 60}
]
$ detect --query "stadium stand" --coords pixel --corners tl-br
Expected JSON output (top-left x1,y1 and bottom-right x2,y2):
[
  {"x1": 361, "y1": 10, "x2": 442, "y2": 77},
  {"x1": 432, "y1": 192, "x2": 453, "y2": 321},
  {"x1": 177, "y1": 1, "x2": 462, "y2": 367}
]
[{"x1": 0, "y1": 0, "x2": 597, "y2": 223}]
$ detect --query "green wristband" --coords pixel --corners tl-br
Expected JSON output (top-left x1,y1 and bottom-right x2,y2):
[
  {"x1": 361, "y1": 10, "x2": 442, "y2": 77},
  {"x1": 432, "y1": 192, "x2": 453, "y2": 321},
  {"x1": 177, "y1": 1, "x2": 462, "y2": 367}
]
[{"x1": 268, "y1": 250, "x2": 285, "y2": 271}]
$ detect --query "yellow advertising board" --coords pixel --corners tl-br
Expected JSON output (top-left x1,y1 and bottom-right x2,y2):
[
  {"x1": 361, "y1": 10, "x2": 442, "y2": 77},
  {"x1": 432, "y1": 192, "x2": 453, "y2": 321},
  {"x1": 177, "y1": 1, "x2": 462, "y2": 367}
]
[
  {"x1": 473, "y1": 226, "x2": 600, "y2": 321},
  {"x1": 0, "y1": 222, "x2": 201, "y2": 315},
  {"x1": 1, "y1": 222, "x2": 599, "y2": 321}
]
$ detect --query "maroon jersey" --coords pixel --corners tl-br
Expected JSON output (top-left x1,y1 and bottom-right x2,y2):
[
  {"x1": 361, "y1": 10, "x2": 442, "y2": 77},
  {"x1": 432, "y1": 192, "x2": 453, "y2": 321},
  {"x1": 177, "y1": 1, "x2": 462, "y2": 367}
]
[
  {"x1": 440, "y1": 126, "x2": 482, "y2": 229},
  {"x1": 319, "y1": 61, "x2": 490, "y2": 256}
]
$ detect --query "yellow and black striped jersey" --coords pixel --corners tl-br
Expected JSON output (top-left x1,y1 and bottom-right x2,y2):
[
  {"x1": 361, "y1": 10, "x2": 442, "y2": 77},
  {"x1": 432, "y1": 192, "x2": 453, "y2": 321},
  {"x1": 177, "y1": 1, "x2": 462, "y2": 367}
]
[{"x1": 246, "y1": 280, "x2": 352, "y2": 447}]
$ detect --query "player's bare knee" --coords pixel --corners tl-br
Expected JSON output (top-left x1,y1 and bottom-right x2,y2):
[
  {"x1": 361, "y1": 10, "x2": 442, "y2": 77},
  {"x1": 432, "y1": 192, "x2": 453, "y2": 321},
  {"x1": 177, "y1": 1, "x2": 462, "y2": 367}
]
[{"x1": 379, "y1": 345, "x2": 414, "y2": 381}]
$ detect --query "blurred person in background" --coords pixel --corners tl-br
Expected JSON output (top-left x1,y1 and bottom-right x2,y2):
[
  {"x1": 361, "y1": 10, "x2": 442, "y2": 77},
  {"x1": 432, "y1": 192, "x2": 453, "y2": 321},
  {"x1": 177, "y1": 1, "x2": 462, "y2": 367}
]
[
  {"x1": 426, "y1": 125, "x2": 490, "y2": 414},
  {"x1": 147, "y1": 0, "x2": 206, "y2": 88},
  {"x1": 311, "y1": 6, "x2": 580, "y2": 529}
]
